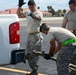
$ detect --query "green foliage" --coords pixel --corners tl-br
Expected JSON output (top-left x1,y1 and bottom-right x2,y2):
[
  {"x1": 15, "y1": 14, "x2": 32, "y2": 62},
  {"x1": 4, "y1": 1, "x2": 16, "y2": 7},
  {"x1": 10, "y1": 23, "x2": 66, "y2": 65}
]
[
  {"x1": 37, "y1": 6, "x2": 40, "y2": 9},
  {"x1": 63, "y1": 9, "x2": 66, "y2": 13},
  {"x1": 47, "y1": 6, "x2": 67, "y2": 17},
  {"x1": 47, "y1": 6, "x2": 55, "y2": 16}
]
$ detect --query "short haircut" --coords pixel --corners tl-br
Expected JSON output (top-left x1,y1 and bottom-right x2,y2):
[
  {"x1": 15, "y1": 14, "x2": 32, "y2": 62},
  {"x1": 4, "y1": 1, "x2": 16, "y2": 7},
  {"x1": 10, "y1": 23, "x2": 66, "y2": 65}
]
[
  {"x1": 28, "y1": 0, "x2": 36, "y2": 6},
  {"x1": 40, "y1": 23, "x2": 49, "y2": 32},
  {"x1": 69, "y1": 0, "x2": 76, "y2": 5}
]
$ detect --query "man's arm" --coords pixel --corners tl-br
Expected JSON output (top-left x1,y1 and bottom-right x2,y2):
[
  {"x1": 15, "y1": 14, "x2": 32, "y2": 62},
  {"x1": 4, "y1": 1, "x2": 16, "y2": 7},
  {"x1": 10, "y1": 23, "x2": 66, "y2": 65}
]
[
  {"x1": 53, "y1": 42, "x2": 62, "y2": 54},
  {"x1": 44, "y1": 38, "x2": 55, "y2": 60},
  {"x1": 28, "y1": 13, "x2": 42, "y2": 20},
  {"x1": 48, "y1": 38, "x2": 56, "y2": 56},
  {"x1": 44, "y1": 39, "x2": 61, "y2": 60},
  {"x1": 36, "y1": 12, "x2": 43, "y2": 20},
  {"x1": 17, "y1": 7, "x2": 26, "y2": 18},
  {"x1": 35, "y1": 16, "x2": 42, "y2": 20},
  {"x1": 62, "y1": 18, "x2": 68, "y2": 28}
]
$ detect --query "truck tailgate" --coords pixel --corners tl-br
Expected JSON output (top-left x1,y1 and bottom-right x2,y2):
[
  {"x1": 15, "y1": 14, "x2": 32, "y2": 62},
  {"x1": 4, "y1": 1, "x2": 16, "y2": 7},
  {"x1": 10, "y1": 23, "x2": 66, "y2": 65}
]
[{"x1": 0, "y1": 14, "x2": 20, "y2": 64}]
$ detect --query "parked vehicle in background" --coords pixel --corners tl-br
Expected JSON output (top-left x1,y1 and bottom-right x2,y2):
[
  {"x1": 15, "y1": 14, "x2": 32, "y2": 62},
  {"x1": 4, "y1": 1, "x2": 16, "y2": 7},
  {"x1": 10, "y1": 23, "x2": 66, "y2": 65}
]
[{"x1": 0, "y1": 14, "x2": 25, "y2": 65}]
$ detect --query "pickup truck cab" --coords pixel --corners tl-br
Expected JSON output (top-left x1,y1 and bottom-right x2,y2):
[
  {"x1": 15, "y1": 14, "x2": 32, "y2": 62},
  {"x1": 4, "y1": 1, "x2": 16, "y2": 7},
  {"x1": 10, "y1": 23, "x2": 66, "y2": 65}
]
[{"x1": 0, "y1": 14, "x2": 25, "y2": 65}]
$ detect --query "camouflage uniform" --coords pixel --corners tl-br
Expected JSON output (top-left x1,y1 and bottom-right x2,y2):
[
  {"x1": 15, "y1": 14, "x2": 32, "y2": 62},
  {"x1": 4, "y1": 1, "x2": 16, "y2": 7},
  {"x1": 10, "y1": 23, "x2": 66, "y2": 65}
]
[
  {"x1": 26, "y1": 33, "x2": 42, "y2": 70},
  {"x1": 69, "y1": 49, "x2": 76, "y2": 75},
  {"x1": 57, "y1": 45, "x2": 76, "y2": 75}
]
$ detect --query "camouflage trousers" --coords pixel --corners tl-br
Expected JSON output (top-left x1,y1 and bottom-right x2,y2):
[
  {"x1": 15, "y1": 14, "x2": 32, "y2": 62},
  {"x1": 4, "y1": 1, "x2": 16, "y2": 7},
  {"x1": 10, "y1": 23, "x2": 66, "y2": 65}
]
[
  {"x1": 57, "y1": 45, "x2": 76, "y2": 75},
  {"x1": 26, "y1": 33, "x2": 42, "y2": 70},
  {"x1": 69, "y1": 50, "x2": 76, "y2": 75}
]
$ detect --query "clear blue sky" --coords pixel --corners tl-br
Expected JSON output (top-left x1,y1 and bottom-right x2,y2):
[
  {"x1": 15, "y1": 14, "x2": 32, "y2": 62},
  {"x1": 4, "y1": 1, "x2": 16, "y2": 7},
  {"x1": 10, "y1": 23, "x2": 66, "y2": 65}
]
[{"x1": 0, "y1": 0, "x2": 69, "y2": 11}]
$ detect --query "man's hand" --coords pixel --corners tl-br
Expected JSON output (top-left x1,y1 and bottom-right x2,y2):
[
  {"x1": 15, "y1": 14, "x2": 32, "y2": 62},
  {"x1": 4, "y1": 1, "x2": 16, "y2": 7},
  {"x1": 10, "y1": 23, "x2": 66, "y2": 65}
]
[
  {"x1": 28, "y1": 13, "x2": 37, "y2": 19},
  {"x1": 18, "y1": 0, "x2": 26, "y2": 7},
  {"x1": 28, "y1": 13, "x2": 41, "y2": 20},
  {"x1": 44, "y1": 54, "x2": 50, "y2": 60}
]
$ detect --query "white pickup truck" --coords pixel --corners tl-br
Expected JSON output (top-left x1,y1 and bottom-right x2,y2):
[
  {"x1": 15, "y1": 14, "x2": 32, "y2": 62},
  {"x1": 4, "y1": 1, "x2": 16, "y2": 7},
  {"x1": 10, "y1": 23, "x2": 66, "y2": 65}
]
[{"x1": 0, "y1": 14, "x2": 25, "y2": 65}]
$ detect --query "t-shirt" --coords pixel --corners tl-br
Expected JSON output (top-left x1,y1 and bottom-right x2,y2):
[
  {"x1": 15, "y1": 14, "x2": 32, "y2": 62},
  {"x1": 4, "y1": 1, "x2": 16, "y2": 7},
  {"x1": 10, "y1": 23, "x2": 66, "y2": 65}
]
[
  {"x1": 47, "y1": 27, "x2": 76, "y2": 43},
  {"x1": 64, "y1": 10, "x2": 76, "y2": 30},
  {"x1": 24, "y1": 10, "x2": 43, "y2": 33}
]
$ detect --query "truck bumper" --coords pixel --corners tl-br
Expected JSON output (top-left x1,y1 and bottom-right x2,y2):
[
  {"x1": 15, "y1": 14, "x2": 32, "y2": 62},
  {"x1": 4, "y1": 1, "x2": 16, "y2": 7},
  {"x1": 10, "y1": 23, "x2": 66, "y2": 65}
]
[{"x1": 11, "y1": 48, "x2": 25, "y2": 64}]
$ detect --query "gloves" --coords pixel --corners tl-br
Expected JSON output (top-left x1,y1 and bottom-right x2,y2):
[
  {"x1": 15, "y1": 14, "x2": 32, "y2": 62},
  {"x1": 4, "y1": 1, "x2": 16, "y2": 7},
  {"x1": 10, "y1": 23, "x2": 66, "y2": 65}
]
[
  {"x1": 18, "y1": 0, "x2": 26, "y2": 7},
  {"x1": 28, "y1": 13, "x2": 37, "y2": 19},
  {"x1": 44, "y1": 54, "x2": 51, "y2": 60},
  {"x1": 44, "y1": 54, "x2": 54, "y2": 60}
]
